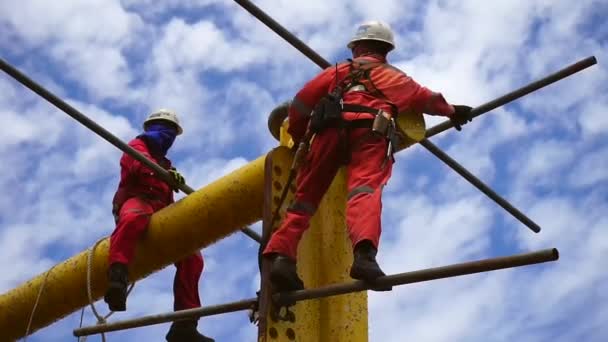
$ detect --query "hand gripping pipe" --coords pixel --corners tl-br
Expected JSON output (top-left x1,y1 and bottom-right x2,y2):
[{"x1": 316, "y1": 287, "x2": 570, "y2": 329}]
[{"x1": 0, "y1": 57, "x2": 261, "y2": 243}]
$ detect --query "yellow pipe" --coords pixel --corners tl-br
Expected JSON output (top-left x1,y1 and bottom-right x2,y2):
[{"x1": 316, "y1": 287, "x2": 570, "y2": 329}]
[
  {"x1": 0, "y1": 154, "x2": 266, "y2": 341},
  {"x1": 318, "y1": 167, "x2": 368, "y2": 342},
  {"x1": 261, "y1": 145, "x2": 322, "y2": 342}
]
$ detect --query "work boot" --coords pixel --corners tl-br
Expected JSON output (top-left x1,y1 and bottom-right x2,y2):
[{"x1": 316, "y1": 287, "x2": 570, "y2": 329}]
[
  {"x1": 350, "y1": 241, "x2": 392, "y2": 291},
  {"x1": 165, "y1": 320, "x2": 215, "y2": 342},
  {"x1": 103, "y1": 262, "x2": 128, "y2": 311},
  {"x1": 268, "y1": 254, "x2": 305, "y2": 292}
]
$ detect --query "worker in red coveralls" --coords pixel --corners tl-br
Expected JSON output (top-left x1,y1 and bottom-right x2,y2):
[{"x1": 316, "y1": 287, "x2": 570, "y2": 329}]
[
  {"x1": 263, "y1": 21, "x2": 473, "y2": 291},
  {"x1": 104, "y1": 109, "x2": 214, "y2": 342}
]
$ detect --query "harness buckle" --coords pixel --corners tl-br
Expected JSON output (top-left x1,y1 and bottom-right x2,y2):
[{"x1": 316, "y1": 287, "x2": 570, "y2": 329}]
[{"x1": 371, "y1": 110, "x2": 392, "y2": 137}]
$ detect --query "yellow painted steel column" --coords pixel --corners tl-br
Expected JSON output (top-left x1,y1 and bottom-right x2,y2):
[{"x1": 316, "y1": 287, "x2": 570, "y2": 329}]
[
  {"x1": 260, "y1": 146, "x2": 321, "y2": 342},
  {"x1": 317, "y1": 167, "x2": 368, "y2": 342},
  {"x1": 261, "y1": 122, "x2": 367, "y2": 341},
  {"x1": 0, "y1": 155, "x2": 266, "y2": 341}
]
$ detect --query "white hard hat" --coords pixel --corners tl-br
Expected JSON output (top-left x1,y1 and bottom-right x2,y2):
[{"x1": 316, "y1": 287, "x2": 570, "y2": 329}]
[
  {"x1": 143, "y1": 109, "x2": 183, "y2": 135},
  {"x1": 347, "y1": 20, "x2": 395, "y2": 51}
]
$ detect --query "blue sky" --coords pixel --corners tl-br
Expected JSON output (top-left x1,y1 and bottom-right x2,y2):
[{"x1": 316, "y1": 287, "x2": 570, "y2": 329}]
[{"x1": 0, "y1": 0, "x2": 606, "y2": 341}]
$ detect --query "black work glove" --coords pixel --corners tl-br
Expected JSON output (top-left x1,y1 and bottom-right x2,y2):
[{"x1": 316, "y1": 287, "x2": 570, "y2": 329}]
[
  {"x1": 450, "y1": 105, "x2": 473, "y2": 131},
  {"x1": 168, "y1": 167, "x2": 185, "y2": 193}
]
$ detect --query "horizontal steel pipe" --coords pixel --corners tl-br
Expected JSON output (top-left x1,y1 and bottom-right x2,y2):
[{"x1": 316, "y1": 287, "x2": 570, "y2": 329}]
[
  {"x1": 74, "y1": 248, "x2": 557, "y2": 335},
  {"x1": 274, "y1": 248, "x2": 558, "y2": 305},
  {"x1": 73, "y1": 298, "x2": 258, "y2": 336}
]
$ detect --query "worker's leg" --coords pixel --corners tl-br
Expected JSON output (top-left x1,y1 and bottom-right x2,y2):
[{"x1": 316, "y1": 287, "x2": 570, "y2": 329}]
[
  {"x1": 166, "y1": 251, "x2": 214, "y2": 341},
  {"x1": 173, "y1": 251, "x2": 204, "y2": 311},
  {"x1": 263, "y1": 128, "x2": 343, "y2": 291},
  {"x1": 109, "y1": 197, "x2": 154, "y2": 265},
  {"x1": 345, "y1": 129, "x2": 392, "y2": 248},
  {"x1": 263, "y1": 127, "x2": 343, "y2": 260},
  {"x1": 345, "y1": 129, "x2": 393, "y2": 285},
  {"x1": 106, "y1": 197, "x2": 154, "y2": 311}
]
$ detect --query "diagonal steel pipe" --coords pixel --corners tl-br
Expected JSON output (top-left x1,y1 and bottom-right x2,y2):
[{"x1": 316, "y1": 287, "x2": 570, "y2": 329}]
[
  {"x1": 420, "y1": 139, "x2": 541, "y2": 232},
  {"x1": 414, "y1": 56, "x2": 597, "y2": 233},
  {"x1": 276, "y1": 248, "x2": 558, "y2": 305},
  {"x1": 0, "y1": 57, "x2": 261, "y2": 243},
  {"x1": 74, "y1": 248, "x2": 558, "y2": 336},
  {"x1": 234, "y1": 0, "x2": 330, "y2": 69}
]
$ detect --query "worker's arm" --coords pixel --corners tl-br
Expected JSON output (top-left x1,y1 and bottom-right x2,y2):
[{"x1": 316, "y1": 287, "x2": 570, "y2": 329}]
[
  {"x1": 389, "y1": 66, "x2": 454, "y2": 116},
  {"x1": 121, "y1": 139, "x2": 156, "y2": 178},
  {"x1": 409, "y1": 83, "x2": 473, "y2": 130},
  {"x1": 288, "y1": 65, "x2": 343, "y2": 142},
  {"x1": 378, "y1": 65, "x2": 455, "y2": 117},
  {"x1": 406, "y1": 82, "x2": 455, "y2": 117}
]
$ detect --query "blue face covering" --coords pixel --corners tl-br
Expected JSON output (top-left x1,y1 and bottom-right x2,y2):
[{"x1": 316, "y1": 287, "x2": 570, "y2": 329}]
[{"x1": 141, "y1": 123, "x2": 177, "y2": 156}]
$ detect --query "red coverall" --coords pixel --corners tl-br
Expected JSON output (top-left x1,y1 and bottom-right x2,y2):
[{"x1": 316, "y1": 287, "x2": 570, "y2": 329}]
[
  {"x1": 263, "y1": 55, "x2": 455, "y2": 260},
  {"x1": 109, "y1": 137, "x2": 203, "y2": 310}
]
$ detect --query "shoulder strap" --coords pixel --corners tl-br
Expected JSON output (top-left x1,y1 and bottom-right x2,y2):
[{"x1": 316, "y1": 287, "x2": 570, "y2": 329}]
[{"x1": 343, "y1": 59, "x2": 399, "y2": 115}]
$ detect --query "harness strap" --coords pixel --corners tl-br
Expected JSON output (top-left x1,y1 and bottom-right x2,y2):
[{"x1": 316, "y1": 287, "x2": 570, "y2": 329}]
[
  {"x1": 340, "y1": 59, "x2": 399, "y2": 116},
  {"x1": 342, "y1": 119, "x2": 374, "y2": 129},
  {"x1": 342, "y1": 103, "x2": 381, "y2": 115}
]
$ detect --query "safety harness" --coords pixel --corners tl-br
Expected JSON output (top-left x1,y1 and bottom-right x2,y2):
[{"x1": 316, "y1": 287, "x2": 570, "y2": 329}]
[
  {"x1": 341, "y1": 59, "x2": 399, "y2": 118},
  {"x1": 309, "y1": 58, "x2": 400, "y2": 164},
  {"x1": 270, "y1": 59, "x2": 399, "y2": 228}
]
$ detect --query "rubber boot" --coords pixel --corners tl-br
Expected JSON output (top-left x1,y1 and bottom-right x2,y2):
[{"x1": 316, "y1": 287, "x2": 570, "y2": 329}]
[
  {"x1": 103, "y1": 262, "x2": 128, "y2": 311},
  {"x1": 268, "y1": 254, "x2": 304, "y2": 292},
  {"x1": 349, "y1": 240, "x2": 392, "y2": 291},
  {"x1": 165, "y1": 320, "x2": 215, "y2": 342}
]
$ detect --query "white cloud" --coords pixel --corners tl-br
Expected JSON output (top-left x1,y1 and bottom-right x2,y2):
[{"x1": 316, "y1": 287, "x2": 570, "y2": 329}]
[
  {"x1": 512, "y1": 139, "x2": 577, "y2": 186},
  {"x1": 568, "y1": 146, "x2": 608, "y2": 188},
  {"x1": 0, "y1": 0, "x2": 143, "y2": 100}
]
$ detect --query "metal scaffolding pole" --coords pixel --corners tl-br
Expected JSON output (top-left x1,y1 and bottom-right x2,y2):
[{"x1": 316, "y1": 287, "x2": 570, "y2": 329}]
[
  {"x1": 74, "y1": 248, "x2": 558, "y2": 336},
  {"x1": 233, "y1": 0, "x2": 596, "y2": 234},
  {"x1": 74, "y1": 298, "x2": 258, "y2": 337},
  {"x1": 275, "y1": 248, "x2": 558, "y2": 306},
  {"x1": 415, "y1": 56, "x2": 597, "y2": 233},
  {"x1": 423, "y1": 56, "x2": 598, "y2": 139},
  {"x1": 419, "y1": 139, "x2": 541, "y2": 232},
  {"x1": 0, "y1": 57, "x2": 261, "y2": 243},
  {"x1": 233, "y1": 0, "x2": 330, "y2": 69}
]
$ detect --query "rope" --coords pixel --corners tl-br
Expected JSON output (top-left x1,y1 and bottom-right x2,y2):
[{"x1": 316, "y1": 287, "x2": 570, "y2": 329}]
[
  {"x1": 22, "y1": 237, "x2": 135, "y2": 342},
  {"x1": 23, "y1": 265, "x2": 56, "y2": 341},
  {"x1": 80, "y1": 237, "x2": 135, "y2": 342},
  {"x1": 77, "y1": 308, "x2": 85, "y2": 342}
]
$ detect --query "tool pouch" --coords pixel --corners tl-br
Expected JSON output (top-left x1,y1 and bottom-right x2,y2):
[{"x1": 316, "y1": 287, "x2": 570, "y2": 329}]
[
  {"x1": 310, "y1": 94, "x2": 343, "y2": 133},
  {"x1": 371, "y1": 110, "x2": 392, "y2": 137}
]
